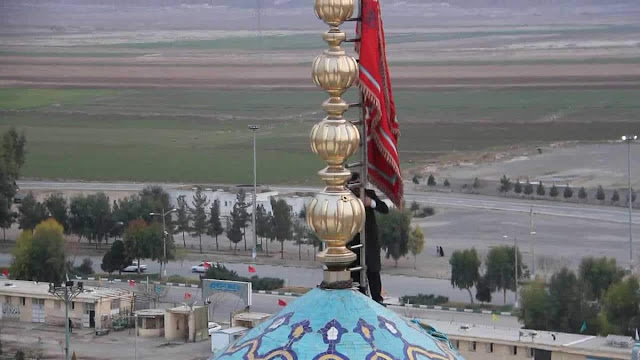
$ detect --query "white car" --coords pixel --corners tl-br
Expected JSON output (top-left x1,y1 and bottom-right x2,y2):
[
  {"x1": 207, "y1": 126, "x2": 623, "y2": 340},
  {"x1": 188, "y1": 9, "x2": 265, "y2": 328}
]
[
  {"x1": 122, "y1": 261, "x2": 147, "y2": 273},
  {"x1": 191, "y1": 262, "x2": 211, "y2": 273}
]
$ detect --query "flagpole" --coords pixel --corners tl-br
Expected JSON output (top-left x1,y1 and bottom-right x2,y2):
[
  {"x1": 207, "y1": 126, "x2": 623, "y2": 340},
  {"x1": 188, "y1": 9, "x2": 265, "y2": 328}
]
[{"x1": 357, "y1": 0, "x2": 369, "y2": 297}]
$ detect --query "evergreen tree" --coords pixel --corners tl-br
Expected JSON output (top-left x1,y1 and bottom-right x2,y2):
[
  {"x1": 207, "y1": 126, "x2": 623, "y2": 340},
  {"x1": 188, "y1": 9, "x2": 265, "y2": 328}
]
[
  {"x1": 596, "y1": 185, "x2": 606, "y2": 201},
  {"x1": 549, "y1": 184, "x2": 559, "y2": 198},
  {"x1": 174, "y1": 195, "x2": 191, "y2": 248},
  {"x1": 499, "y1": 175, "x2": 512, "y2": 194},
  {"x1": 563, "y1": 184, "x2": 573, "y2": 199},
  {"x1": 227, "y1": 204, "x2": 244, "y2": 254},
  {"x1": 271, "y1": 198, "x2": 292, "y2": 259},
  {"x1": 536, "y1": 181, "x2": 546, "y2": 196},
  {"x1": 514, "y1": 179, "x2": 523, "y2": 194},
  {"x1": 523, "y1": 179, "x2": 534, "y2": 196},
  {"x1": 189, "y1": 188, "x2": 210, "y2": 253},
  {"x1": 207, "y1": 200, "x2": 224, "y2": 250},
  {"x1": 235, "y1": 189, "x2": 250, "y2": 250},
  {"x1": 611, "y1": 190, "x2": 620, "y2": 203},
  {"x1": 443, "y1": 179, "x2": 450, "y2": 187},
  {"x1": 427, "y1": 174, "x2": 436, "y2": 186},
  {"x1": 578, "y1": 187, "x2": 588, "y2": 200}
]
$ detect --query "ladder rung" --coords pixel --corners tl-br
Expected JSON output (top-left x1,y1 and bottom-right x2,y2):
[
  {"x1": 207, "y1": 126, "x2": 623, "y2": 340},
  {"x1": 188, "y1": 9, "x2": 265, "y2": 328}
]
[
  {"x1": 346, "y1": 162, "x2": 363, "y2": 169},
  {"x1": 349, "y1": 266, "x2": 364, "y2": 272},
  {"x1": 349, "y1": 244, "x2": 363, "y2": 250},
  {"x1": 344, "y1": 38, "x2": 361, "y2": 43},
  {"x1": 344, "y1": 17, "x2": 362, "y2": 22}
]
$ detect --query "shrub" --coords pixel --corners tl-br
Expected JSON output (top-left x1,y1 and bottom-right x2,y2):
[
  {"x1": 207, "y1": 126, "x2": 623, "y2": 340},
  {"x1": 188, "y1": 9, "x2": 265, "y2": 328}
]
[
  {"x1": 76, "y1": 258, "x2": 94, "y2": 276},
  {"x1": 203, "y1": 263, "x2": 284, "y2": 291},
  {"x1": 412, "y1": 175, "x2": 420, "y2": 184},
  {"x1": 427, "y1": 174, "x2": 436, "y2": 186},
  {"x1": 472, "y1": 177, "x2": 480, "y2": 189},
  {"x1": 524, "y1": 180, "x2": 534, "y2": 196},
  {"x1": 250, "y1": 276, "x2": 284, "y2": 291},
  {"x1": 400, "y1": 293, "x2": 449, "y2": 306},
  {"x1": 596, "y1": 186, "x2": 606, "y2": 201},
  {"x1": 443, "y1": 179, "x2": 450, "y2": 187},
  {"x1": 579, "y1": 187, "x2": 588, "y2": 200},
  {"x1": 536, "y1": 181, "x2": 545, "y2": 196},
  {"x1": 549, "y1": 184, "x2": 559, "y2": 198}
]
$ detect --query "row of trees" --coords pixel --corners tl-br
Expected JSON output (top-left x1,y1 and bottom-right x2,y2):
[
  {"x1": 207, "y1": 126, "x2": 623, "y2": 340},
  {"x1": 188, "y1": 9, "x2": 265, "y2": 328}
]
[
  {"x1": 8, "y1": 185, "x2": 173, "y2": 248},
  {"x1": 449, "y1": 246, "x2": 523, "y2": 305},
  {"x1": 500, "y1": 176, "x2": 636, "y2": 203},
  {"x1": 519, "y1": 258, "x2": 637, "y2": 336},
  {"x1": 0, "y1": 128, "x2": 27, "y2": 241}
]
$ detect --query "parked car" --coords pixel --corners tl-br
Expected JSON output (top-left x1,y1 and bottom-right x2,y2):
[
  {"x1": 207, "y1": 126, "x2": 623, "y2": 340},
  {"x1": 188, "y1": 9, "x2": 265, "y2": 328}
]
[
  {"x1": 122, "y1": 261, "x2": 147, "y2": 273},
  {"x1": 191, "y1": 262, "x2": 211, "y2": 273}
]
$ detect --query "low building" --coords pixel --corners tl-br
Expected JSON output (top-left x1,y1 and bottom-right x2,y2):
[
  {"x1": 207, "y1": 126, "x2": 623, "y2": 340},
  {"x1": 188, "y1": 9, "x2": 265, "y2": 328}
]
[
  {"x1": 0, "y1": 280, "x2": 133, "y2": 330},
  {"x1": 423, "y1": 319, "x2": 633, "y2": 360},
  {"x1": 135, "y1": 309, "x2": 166, "y2": 337},
  {"x1": 231, "y1": 310, "x2": 271, "y2": 329},
  {"x1": 165, "y1": 305, "x2": 208, "y2": 343}
]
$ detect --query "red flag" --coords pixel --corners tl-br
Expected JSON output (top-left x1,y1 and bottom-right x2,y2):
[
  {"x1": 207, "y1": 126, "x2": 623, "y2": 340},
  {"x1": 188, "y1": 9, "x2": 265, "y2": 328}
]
[
  {"x1": 278, "y1": 299, "x2": 287, "y2": 307},
  {"x1": 248, "y1": 266, "x2": 256, "y2": 273},
  {"x1": 1, "y1": 269, "x2": 8, "y2": 277},
  {"x1": 128, "y1": 280, "x2": 135, "y2": 287},
  {"x1": 356, "y1": 0, "x2": 403, "y2": 208},
  {"x1": 184, "y1": 292, "x2": 192, "y2": 300},
  {"x1": 204, "y1": 262, "x2": 211, "y2": 269}
]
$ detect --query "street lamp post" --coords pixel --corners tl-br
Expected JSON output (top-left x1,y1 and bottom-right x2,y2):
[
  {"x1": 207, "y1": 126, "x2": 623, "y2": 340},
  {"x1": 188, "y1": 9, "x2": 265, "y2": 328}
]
[
  {"x1": 49, "y1": 281, "x2": 84, "y2": 360},
  {"x1": 150, "y1": 208, "x2": 177, "y2": 278},
  {"x1": 622, "y1": 135, "x2": 638, "y2": 272},
  {"x1": 249, "y1": 125, "x2": 260, "y2": 259}
]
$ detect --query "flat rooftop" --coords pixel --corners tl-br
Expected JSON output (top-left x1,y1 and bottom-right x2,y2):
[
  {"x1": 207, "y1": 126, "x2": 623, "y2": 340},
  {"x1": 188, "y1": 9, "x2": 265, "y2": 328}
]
[
  {"x1": 0, "y1": 280, "x2": 132, "y2": 302},
  {"x1": 425, "y1": 319, "x2": 634, "y2": 358}
]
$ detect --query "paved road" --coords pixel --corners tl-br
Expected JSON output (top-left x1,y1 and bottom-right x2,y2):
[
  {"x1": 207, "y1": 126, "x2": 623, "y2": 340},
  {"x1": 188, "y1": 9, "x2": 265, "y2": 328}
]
[{"x1": 0, "y1": 253, "x2": 516, "y2": 305}]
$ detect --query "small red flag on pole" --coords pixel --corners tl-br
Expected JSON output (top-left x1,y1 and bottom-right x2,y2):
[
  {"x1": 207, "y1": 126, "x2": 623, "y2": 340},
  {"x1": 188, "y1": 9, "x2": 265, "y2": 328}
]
[
  {"x1": 1, "y1": 269, "x2": 8, "y2": 277},
  {"x1": 128, "y1": 280, "x2": 136, "y2": 287},
  {"x1": 278, "y1": 299, "x2": 287, "y2": 307},
  {"x1": 248, "y1": 266, "x2": 256, "y2": 273},
  {"x1": 184, "y1": 292, "x2": 192, "y2": 300}
]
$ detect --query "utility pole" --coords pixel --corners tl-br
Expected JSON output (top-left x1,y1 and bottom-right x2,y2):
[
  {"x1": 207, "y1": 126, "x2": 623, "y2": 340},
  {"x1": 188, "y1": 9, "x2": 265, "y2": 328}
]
[
  {"x1": 529, "y1": 207, "x2": 536, "y2": 278},
  {"x1": 150, "y1": 208, "x2": 177, "y2": 279},
  {"x1": 249, "y1": 125, "x2": 260, "y2": 259},
  {"x1": 49, "y1": 280, "x2": 84, "y2": 360},
  {"x1": 622, "y1": 135, "x2": 637, "y2": 272},
  {"x1": 514, "y1": 236, "x2": 519, "y2": 308}
]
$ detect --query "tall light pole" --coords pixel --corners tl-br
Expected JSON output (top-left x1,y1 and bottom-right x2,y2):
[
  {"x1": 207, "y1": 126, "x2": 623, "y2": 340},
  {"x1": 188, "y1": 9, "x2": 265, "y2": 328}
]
[
  {"x1": 249, "y1": 125, "x2": 260, "y2": 259},
  {"x1": 529, "y1": 207, "x2": 536, "y2": 278},
  {"x1": 49, "y1": 281, "x2": 84, "y2": 360},
  {"x1": 150, "y1": 208, "x2": 177, "y2": 278},
  {"x1": 622, "y1": 135, "x2": 638, "y2": 272}
]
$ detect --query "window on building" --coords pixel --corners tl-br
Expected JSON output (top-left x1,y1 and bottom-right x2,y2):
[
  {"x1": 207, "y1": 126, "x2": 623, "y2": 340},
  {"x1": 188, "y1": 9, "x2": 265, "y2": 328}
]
[
  {"x1": 32, "y1": 298, "x2": 44, "y2": 305},
  {"x1": 486, "y1": 343, "x2": 494, "y2": 353},
  {"x1": 468, "y1": 341, "x2": 476, "y2": 352},
  {"x1": 71, "y1": 302, "x2": 75, "y2": 310},
  {"x1": 455, "y1": 340, "x2": 460, "y2": 349},
  {"x1": 511, "y1": 346, "x2": 518, "y2": 355},
  {"x1": 4, "y1": 296, "x2": 11, "y2": 305},
  {"x1": 111, "y1": 299, "x2": 121, "y2": 310},
  {"x1": 526, "y1": 348, "x2": 535, "y2": 358},
  {"x1": 84, "y1": 303, "x2": 95, "y2": 313},
  {"x1": 21, "y1": 297, "x2": 26, "y2": 306}
]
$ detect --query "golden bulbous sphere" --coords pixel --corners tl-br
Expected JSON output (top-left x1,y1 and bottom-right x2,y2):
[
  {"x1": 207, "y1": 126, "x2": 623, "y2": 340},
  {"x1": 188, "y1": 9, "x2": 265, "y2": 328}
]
[
  {"x1": 306, "y1": 190, "x2": 365, "y2": 244},
  {"x1": 314, "y1": 0, "x2": 354, "y2": 27},
  {"x1": 310, "y1": 119, "x2": 360, "y2": 167},
  {"x1": 312, "y1": 52, "x2": 358, "y2": 96}
]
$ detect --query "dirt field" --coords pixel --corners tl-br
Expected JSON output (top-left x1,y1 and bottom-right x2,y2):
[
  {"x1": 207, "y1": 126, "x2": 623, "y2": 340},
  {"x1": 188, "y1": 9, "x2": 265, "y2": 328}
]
[{"x1": 2, "y1": 59, "x2": 640, "y2": 89}]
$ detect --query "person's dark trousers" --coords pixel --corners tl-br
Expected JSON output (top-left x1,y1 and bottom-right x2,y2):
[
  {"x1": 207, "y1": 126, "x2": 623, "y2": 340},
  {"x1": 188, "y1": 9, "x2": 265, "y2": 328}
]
[
  {"x1": 351, "y1": 268, "x2": 384, "y2": 305},
  {"x1": 367, "y1": 271, "x2": 383, "y2": 304}
]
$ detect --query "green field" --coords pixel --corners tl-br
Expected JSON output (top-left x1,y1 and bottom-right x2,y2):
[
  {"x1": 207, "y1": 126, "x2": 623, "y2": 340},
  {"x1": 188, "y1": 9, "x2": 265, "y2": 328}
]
[{"x1": 0, "y1": 88, "x2": 638, "y2": 184}]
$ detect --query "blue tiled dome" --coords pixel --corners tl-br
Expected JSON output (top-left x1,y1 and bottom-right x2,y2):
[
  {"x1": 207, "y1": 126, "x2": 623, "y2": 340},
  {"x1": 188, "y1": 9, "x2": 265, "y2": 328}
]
[{"x1": 214, "y1": 288, "x2": 465, "y2": 360}]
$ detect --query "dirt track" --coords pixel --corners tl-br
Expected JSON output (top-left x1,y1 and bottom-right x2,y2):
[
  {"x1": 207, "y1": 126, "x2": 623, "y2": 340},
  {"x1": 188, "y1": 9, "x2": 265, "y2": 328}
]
[{"x1": 2, "y1": 58, "x2": 640, "y2": 89}]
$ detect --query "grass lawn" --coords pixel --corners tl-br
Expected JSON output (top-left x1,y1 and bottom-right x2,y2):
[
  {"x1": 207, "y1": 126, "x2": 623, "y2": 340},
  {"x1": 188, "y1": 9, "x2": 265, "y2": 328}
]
[{"x1": 1, "y1": 87, "x2": 638, "y2": 184}]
